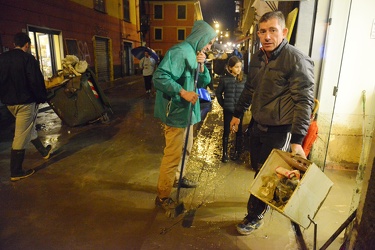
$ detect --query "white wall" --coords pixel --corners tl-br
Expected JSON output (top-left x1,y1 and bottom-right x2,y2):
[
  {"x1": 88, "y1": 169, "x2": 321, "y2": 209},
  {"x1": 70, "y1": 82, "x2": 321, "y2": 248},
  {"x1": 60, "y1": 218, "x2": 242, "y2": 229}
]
[
  {"x1": 337, "y1": 0, "x2": 375, "y2": 116},
  {"x1": 310, "y1": 0, "x2": 375, "y2": 168}
]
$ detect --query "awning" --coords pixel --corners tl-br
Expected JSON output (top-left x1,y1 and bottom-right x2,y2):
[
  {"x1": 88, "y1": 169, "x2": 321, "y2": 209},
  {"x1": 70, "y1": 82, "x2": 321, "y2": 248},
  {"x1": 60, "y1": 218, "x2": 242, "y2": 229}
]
[{"x1": 234, "y1": 36, "x2": 251, "y2": 44}]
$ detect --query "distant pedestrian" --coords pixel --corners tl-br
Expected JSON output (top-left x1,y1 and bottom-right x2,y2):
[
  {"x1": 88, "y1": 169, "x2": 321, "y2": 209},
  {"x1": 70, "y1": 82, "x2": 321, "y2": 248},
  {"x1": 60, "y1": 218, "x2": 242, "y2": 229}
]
[
  {"x1": 153, "y1": 20, "x2": 216, "y2": 214},
  {"x1": 139, "y1": 51, "x2": 156, "y2": 96},
  {"x1": 230, "y1": 11, "x2": 314, "y2": 235},
  {"x1": 0, "y1": 32, "x2": 52, "y2": 181},
  {"x1": 232, "y1": 48, "x2": 243, "y2": 60},
  {"x1": 216, "y1": 56, "x2": 246, "y2": 163}
]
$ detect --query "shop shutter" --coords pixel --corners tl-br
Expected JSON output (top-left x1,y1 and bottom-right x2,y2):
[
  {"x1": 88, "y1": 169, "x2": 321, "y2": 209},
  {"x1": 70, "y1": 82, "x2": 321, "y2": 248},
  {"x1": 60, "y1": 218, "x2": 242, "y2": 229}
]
[{"x1": 95, "y1": 37, "x2": 110, "y2": 82}]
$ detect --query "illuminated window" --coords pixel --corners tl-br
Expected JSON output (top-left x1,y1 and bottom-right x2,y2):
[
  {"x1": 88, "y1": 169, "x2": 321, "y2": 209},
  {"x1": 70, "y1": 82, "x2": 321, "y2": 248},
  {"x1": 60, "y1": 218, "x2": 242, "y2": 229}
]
[
  {"x1": 28, "y1": 26, "x2": 63, "y2": 80},
  {"x1": 235, "y1": 1, "x2": 241, "y2": 13}
]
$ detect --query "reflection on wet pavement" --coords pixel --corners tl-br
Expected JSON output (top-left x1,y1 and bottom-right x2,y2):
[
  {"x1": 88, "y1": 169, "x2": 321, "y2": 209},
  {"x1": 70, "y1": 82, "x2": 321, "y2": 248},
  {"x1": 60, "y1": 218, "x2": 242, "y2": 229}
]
[{"x1": 0, "y1": 76, "x2": 356, "y2": 250}]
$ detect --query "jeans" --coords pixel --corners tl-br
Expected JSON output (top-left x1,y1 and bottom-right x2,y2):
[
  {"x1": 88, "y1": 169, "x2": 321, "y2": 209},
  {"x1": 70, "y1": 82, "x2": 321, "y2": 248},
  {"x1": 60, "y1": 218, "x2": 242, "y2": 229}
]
[{"x1": 7, "y1": 103, "x2": 39, "y2": 150}]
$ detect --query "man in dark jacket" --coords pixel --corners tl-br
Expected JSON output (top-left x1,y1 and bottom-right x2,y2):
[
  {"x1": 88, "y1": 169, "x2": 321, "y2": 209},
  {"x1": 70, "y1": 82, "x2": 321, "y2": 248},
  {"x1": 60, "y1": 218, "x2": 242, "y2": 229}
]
[
  {"x1": 0, "y1": 32, "x2": 52, "y2": 181},
  {"x1": 230, "y1": 11, "x2": 315, "y2": 235}
]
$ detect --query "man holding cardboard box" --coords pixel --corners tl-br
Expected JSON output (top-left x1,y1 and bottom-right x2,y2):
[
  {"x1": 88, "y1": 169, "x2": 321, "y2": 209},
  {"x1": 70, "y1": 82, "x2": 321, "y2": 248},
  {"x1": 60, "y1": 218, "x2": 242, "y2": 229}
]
[{"x1": 230, "y1": 11, "x2": 315, "y2": 235}]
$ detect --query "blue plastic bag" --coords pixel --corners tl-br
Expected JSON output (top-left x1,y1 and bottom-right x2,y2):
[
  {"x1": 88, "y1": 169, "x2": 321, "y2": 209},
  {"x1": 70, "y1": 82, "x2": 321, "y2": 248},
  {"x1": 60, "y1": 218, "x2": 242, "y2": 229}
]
[{"x1": 197, "y1": 88, "x2": 211, "y2": 102}]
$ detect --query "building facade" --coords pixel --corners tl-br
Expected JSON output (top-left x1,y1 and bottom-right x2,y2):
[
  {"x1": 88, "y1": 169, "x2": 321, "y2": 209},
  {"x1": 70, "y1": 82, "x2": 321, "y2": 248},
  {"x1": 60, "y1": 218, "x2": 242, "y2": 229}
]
[
  {"x1": 0, "y1": 0, "x2": 142, "y2": 83},
  {"x1": 142, "y1": 0, "x2": 202, "y2": 59}
]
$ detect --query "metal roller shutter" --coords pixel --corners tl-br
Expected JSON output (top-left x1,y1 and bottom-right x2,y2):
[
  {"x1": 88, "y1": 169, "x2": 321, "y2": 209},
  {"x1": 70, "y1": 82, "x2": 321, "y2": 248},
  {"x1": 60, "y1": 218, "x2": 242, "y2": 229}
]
[{"x1": 95, "y1": 37, "x2": 110, "y2": 82}]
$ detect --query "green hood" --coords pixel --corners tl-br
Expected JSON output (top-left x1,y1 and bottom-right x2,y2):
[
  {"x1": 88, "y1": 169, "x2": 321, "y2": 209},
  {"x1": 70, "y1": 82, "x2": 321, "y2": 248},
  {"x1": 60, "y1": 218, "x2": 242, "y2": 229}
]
[{"x1": 185, "y1": 20, "x2": 217, "y2": 53}]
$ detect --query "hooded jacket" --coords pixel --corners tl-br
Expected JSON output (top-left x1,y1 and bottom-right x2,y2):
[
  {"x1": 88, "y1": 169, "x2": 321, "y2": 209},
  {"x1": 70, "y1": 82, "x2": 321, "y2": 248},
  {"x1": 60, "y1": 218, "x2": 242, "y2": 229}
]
[
  {"x1": 0, "y1": 49, "x2": 47, "y2": 105},
  {"x1": 153, "y1": 20, "x2": 217, "y2": 128},
  {"x1": 234, "y1": 39, "x2": 315, "y2": 144}
]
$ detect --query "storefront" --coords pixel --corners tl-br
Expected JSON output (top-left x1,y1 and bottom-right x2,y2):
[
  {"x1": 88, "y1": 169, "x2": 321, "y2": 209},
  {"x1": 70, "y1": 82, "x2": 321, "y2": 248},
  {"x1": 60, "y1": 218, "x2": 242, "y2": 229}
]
[{"x1": 28, "y1": 26, "x2": 64, "y2": 80}]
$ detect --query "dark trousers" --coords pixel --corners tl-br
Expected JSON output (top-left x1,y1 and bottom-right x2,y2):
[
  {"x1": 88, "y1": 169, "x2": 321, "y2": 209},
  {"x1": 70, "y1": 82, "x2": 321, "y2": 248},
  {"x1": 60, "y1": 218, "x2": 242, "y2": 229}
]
[
  {"x1": 246, "y1": 121, "x2": 291, "y2": 220},
  {"x1": 143, "y1": 75, "x2": 153, "y2": 91}
]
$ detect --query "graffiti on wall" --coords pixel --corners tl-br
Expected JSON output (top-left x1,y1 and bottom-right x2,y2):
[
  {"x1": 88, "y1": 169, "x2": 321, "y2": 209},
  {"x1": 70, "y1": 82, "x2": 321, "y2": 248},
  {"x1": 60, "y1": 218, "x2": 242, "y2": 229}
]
[{"x1": 65, "y1": 39, "x2": 91, "y2": 65}]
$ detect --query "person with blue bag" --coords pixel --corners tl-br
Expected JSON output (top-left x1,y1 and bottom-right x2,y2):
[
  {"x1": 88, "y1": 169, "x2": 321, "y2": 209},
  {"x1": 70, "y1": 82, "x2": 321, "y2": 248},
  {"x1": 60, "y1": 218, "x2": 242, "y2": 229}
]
[
  {"x1": 216, "y1": 56, "x2": 246, "y2": 163},
  {"x1": 153, "y1": 20, "x2": 217, "y2": 214}
]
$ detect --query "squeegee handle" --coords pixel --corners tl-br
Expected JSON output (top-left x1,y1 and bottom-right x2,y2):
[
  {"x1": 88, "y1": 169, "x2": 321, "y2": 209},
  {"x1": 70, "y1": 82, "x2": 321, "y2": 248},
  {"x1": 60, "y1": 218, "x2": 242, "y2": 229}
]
[{"x1": 176, "y1": 63, "x2": 201, "y2": 202}]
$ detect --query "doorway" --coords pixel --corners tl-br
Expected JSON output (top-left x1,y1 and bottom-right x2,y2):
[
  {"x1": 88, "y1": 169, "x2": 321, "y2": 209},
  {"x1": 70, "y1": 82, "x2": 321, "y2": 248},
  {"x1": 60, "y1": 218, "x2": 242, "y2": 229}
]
[
  {"x1": 123, "y1": 42, "x2": 133, "y2": 76},
  {"x1": 28, "y1": 26, "x2": 63, "y2": 79}
]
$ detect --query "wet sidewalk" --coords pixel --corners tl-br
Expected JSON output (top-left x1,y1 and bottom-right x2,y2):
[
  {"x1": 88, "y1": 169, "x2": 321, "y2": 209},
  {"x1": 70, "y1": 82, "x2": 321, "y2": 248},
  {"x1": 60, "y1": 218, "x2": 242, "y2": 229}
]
[{"x1": 0, "y1": 75, "x2": 356, "y2": 250}]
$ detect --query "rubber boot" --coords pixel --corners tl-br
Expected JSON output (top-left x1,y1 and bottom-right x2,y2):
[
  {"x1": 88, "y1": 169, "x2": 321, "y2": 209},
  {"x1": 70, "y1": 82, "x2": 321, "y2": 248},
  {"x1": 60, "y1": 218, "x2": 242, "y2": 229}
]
[
  {"x1": 31, "y1": 138, "x2": 52, "y2": 159},
  {"x1": 231, "y1": 135, "x2": 242, "y2": 161},
  {"x1": 221, "y1": 137, "x2": 229, "y2": 163},
  {"x1": 10, "y1": 149, "x2": 35, "y2": 181}
]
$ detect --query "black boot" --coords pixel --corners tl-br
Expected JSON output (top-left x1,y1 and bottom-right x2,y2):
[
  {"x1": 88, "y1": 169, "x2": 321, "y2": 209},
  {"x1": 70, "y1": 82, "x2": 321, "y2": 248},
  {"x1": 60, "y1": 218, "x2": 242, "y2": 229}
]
[
  {"x1": 221, "y1": 137, "x2": 229, "y2": 163},
  {"x1": 10, "y1": 149, "x2": 35, "y2": 181},
  {"x1": 231, "y1": 135, "x2": 242, "y2": 161},
  {"x1": 31, "y1": 138, "x2": 52, "y2": 159}
]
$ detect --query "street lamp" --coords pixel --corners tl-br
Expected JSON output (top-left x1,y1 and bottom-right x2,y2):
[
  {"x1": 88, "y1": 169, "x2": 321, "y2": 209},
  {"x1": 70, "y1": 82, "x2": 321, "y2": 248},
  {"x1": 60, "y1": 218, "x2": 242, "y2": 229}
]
[{"x1": 214, "y1": 21, "x2": 220, "y2": 33}]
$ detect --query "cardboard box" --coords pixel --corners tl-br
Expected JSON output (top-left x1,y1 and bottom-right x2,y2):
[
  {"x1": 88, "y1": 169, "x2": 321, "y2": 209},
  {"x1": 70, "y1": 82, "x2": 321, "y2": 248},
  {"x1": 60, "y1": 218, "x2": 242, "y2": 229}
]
[{"x1": 249, "y1": 149, "x2": 333, "y2": 228}]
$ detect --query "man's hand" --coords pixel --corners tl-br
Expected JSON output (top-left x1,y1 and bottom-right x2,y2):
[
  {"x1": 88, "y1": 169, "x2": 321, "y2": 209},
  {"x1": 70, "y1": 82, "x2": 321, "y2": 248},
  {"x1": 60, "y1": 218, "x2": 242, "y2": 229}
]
[
  {"x1": 290, "y1": 144, "x2": 307, "y2": 159},
  {"x1": 230, "y1": 117, "x2": 240, "y2": 133},
  {"x1": 180, "y1": 89, "x2": 199, "y2": 105},
  {"x1": 196, "y1": 52, "x2": 206, "y2": 72}
]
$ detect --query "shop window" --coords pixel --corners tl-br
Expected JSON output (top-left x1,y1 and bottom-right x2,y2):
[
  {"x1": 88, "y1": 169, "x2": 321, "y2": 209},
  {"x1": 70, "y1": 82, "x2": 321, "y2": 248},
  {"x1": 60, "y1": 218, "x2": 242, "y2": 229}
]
[
  {"x1": 123, "y1": 0, "x2": 130, "y2": 22},
  {"x1": 177, "y1": 29, "x2": 185, "y2": 41},
  {"x1": 94, "y1": 0, "x2": 106, "y2": 13},
  {"x1": 28, "y1": 26, "x2": 63, "y2": 80},
  {"x1": 154, "y1": 28, "x2": 162, "y2": 41},
  {"x1": 177, "y1": 5, "x2": 186, "y2": 20},
  {"x1": 154, "y1": 4, "x2": 163, "y2": 20},
  {"x1": 155, "y1": 49, "x2": 163, "y2": 57}
]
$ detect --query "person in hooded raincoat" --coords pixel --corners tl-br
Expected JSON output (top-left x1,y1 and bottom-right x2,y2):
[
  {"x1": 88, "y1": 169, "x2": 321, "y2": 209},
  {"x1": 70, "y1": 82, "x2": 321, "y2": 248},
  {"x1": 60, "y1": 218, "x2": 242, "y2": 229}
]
[{"x1": 153, "y1": 20, "x2": 217, "y2": 212}]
